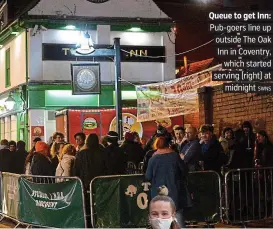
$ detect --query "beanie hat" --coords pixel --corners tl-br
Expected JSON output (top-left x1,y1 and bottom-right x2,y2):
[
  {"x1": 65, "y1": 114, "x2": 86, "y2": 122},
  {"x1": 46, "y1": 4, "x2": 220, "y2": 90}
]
[
  {"x1": 124, "y1": 132, "x2": 134, "y2": 142},
  {"x1": 35, "y1": 141, "x2": 49, "y2": 156}
]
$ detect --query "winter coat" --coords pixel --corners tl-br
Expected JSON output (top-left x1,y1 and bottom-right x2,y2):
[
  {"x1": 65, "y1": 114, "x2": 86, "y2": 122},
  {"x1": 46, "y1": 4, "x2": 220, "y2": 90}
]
[
  {"x1": 31, "y1": 152, "x2": 55, "y2": 176},
  {"x1": 201, "y1": 136, "x2": 227, "y2": 174},
  {"x1": 181, "y1": 139, "x2": 202, "y2": 172},
  {"x1": 56, "y1": 154, "x2": 76, "y2": 177},
  {"x1": 0, "y1": 148, "x2": 14, "y2": 173},
  {"x1": 75, "y1": 147, "x2": 106, "y2": 190},
  {"x1": 121, "y1": 141, "x2": 145, "y2": 167},
  {"x1": 146, "y1": 151, "x2": 192, "y2": 211},
  {"x1": 104, "y1": 143, "x2": 126, "y2": 175},
  {"x1": 12, "y1": 150, "x2": 28, "y2": 174}
]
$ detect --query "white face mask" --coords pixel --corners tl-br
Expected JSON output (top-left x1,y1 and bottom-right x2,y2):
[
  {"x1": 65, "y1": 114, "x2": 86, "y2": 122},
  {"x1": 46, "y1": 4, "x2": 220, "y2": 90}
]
[{"x1": 150, "y1": 217, "x2": 173, "y2": 229}]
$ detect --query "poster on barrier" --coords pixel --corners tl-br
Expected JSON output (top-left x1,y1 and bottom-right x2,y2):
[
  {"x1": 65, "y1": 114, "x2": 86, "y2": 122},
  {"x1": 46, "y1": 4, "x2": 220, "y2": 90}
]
[
  {"x1": 1, "y1": 173, "x2": 20, "y2": 219},
  {"x1": 91, "y1": 175, "x2": 150, "y2": 228},
  {"x1": 184, "y1": 171, "x2": 221, "y2": 223},
  {"x1": 19, "y1": 178, "x2": 86, "y2": 228}
]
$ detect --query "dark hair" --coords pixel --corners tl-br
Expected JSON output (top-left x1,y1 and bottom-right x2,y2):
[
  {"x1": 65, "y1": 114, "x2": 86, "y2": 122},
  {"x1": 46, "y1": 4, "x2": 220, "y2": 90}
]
[
  {"x1": 74, "y1": 132, "x2": 86, "y2": 141},
  {"x1": 9, "y1": 141, "x2": 16, "y2": 147},
  {"x1": 149, "y1": 195, "x2": 176, "y2": 213},
  {"x1": 174, "y1": 126, "x2": 185, "y2": 133},
  {"x1": 86, "y1": 134, "x2": 100, "y2": 149},
  {"x1": 33, "y1": 137, "x2": 42, "y2": 143},
  {"x1": 52, "y1": 132, "x2": 64, "y2": 140},
  {"x1": 0, "y1": 139, "x2": 8, "y2": 146},
  {"x1": 17, "y1": 141, "x2": 26, "y2": 151},
  {"x1": 223, "y1": 127, "x2": 234, "y2": 138},
  {"x1": 241, "y1": 121, "x2": 253, "y2": 133},
  {"x1": 257, "y1": 130, "x2": 271, "y2": 145},
  {"x1": 200, "y1": 125, "x2": 214, "y2": 133}
]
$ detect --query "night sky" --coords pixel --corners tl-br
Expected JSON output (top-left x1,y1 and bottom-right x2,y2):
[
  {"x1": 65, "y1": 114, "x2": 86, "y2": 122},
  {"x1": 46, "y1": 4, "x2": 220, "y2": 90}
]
[{"x1": 154, "y1": 0, "x2": 273, "y2": 64}]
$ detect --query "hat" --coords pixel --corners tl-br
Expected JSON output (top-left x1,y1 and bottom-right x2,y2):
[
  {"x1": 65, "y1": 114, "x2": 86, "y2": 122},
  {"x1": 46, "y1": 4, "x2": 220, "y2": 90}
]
[
  {"x1": 106, "y1": 131, "x2": 119, "y2": 143},
  {"x1": 35, "y1": 141, "x2": 49, "y2": 155},
  {"x1": 124, "y1": 132, "x2": 134, "y2": 142},
  {"x1": 157, "y1": 125, "x2": 167, "y2": 135}
]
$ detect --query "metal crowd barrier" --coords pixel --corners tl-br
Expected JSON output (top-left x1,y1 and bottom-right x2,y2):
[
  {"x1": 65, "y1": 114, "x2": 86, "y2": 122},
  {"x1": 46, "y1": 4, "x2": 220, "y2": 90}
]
[
  {"x1": 224, "y1": 167, "x2": 273, "y2": 225},
  {"x1": 0, "y1": 173, "x2": 87, "y2": 228}
]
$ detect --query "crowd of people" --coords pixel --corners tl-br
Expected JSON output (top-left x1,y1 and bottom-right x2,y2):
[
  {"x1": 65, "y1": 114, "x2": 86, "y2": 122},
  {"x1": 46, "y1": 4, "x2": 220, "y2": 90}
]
[{"x1": 0, "y1": 120, "x2": 273, "y2": 228}]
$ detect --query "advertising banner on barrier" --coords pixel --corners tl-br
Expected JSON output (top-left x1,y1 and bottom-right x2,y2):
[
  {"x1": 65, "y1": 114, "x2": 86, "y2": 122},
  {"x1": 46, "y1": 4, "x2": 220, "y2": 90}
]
[
  {"x1": 19, "y1": 178, "x2": 86, "y2": 228},
  {"x1": 136, "y1": 64, "x2": 223, "y2": 122},
  {"x1": 91, "y1": 175, "x2": 150, "y2": 228},
  {"x1": 1, "y1": 173, "x2": 20, "y2": 219}
]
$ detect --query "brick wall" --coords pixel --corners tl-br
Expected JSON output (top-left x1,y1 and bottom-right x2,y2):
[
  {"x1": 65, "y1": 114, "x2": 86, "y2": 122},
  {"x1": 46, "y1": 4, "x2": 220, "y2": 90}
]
[
  {"x1": 184, "y1": 112, "x2": 200, "y2": 128},
  {"x1": 199, "y1": 85, "x2": 273, "y2": 138}
]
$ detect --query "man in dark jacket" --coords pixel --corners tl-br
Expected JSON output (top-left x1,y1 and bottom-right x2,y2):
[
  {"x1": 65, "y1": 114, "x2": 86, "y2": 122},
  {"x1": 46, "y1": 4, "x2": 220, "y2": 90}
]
[
  {"x1": 180, "y1": 127, "x2": 201, "y2": 171},
  {"x1": 0, "y1": 139, "x2": 13, "y2": 172},
  {"x1": 200, "y1": 125, "x2": 227, "y2": 174},
  {"x1": 104, "y1": 131, "x2": 126, "y2": 175}
]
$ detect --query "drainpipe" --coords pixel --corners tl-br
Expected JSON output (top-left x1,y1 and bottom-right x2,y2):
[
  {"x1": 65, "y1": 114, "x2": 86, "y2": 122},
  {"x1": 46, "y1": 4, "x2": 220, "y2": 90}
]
[
  {"x1": 25, "y1": 28, "x2": 29, "y2": 149},
  {"x1": 183, "y1": 56, "x2": 188, "y2": 75}
]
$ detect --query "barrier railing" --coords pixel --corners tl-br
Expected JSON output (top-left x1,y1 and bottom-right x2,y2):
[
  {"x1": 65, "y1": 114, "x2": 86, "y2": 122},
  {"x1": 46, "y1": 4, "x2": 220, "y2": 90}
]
[
  {"x1": 0, "y1": 173, "x2": 87, "y2": 228},
  {"x1": 224, "y1": 167, "x2": 273, "y2": 225},
  {"x1": 90, "y1": 171, "x2": 223, "y2": 228},
  {"x1": 185, "y1": 171, "x2": 222, "y2": 225}
]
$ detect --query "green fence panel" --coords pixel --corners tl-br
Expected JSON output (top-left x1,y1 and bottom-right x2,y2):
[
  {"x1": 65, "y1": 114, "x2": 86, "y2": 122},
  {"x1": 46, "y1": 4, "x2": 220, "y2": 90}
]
[
  {"x1": 19, "y1": 178, "x2": 86, "y2": 228},
  {"x1": 91, "y1": 175, "x2": 150, "y2": 228},
  {"x1": 184, "y1": 171, "x2": 221, "y2": 223},
  {"x1": 1, "y1": 173, "x2": 20, "y2": 219}
]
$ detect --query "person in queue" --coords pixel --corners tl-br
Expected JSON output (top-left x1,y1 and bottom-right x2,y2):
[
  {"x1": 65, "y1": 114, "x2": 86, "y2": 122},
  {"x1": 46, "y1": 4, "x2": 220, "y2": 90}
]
[
  {"x1": 74, "y1": 132, "x2": 86, "y2": 152},
  {"x1": 9, "y1": 141, "x2": 17, "y2": 152},
  {"x1": 180, "y1": 127, "x2": 202, "y2": 171},
  {"x1": 200, "y1": 125, "x2": 227, "y2": 174},
  {"x1": 148, "y1": 191, "x2": 181, "y2": 229},
  {"x1": 52, "y1": 132, "x2": 65, "y2": 144},
  {"x1": 50, "y1": 142, "x2": 66, "y2": 172},
  {"x1": 31, "y1": 141, "x2": 54, "y2": 176},
  {"x1": 104, "y1": 131, "x2": 126, "y2": 175},
  {"x1": 240, "y1": 121, "x2": 256, "y2": 168},
  {"x1": 56, "y1": 144, "x2": 76, "y2": 177},
  {"x1": 75, "y1": 133, "x2": 106, "y2": 190},
  {"x1": 173, "y1": 126, "x2": 188, "y2": 153},
  {"x1": 13, "y1": 141, "x2": 28, "y2": 174},
  {"x1": 146, "y1": 136, "x2": 191, "y2": 228},
  {"x1": 0, "y1": 139, "x2": 13, "y2": 172},
  {"x1": 254, "y1": 130, "x2": 273, "y2": 167}
]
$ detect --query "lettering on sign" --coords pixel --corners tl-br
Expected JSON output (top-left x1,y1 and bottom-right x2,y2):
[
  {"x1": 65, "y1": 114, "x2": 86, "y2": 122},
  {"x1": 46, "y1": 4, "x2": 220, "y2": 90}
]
[
  {"x1": 129, "y1": 50, "x2": 148, "y2": 57},
  {"x1": 125, "y1": 182, "x2": 151, "y2": 210}
]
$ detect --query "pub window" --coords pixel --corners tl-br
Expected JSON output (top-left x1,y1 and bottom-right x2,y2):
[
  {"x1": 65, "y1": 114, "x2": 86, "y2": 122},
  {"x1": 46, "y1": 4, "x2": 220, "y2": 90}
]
[{"x1": 5, "y1": 48, "x2": 11, "y2": 88}]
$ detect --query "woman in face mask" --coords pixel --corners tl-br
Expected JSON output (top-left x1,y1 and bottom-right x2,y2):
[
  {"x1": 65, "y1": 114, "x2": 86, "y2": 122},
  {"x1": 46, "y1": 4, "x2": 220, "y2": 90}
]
[{"x1": 148, "y1": 192, "x2": 180, "y2": 229}]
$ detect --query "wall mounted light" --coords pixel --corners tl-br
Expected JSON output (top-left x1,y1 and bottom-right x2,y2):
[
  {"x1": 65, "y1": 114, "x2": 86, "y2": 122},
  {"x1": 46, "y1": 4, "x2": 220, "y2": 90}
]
[
  {"x1": 76, "y1": 31, "x2": 95, "y2": 55},
  {"x1": 11, "y1": 31, "x2": 19, "y2": 36},
  {"x1": 5, "y1": 93, "x2": 16, "y2": 111},
  {"x1": 65, "y1": 25, "x2": 76, "y2": 30},
  {"x1": 127, "y1": 27, "x2": 143, "y2": 32}
]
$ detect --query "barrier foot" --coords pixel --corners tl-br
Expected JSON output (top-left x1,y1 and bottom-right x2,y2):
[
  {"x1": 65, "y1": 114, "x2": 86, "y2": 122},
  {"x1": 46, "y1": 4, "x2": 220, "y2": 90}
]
[{"x1": 0, "y1": 215, "x2": 4, "y2": 222}]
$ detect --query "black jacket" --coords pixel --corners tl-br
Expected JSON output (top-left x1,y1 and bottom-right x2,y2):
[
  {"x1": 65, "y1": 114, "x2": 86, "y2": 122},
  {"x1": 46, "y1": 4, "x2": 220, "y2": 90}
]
[
  {"x1": 31, "y1": 153, "x2": 55, "y2": 176},
  {"x1": 0, "y1": 148, "x2": 14, "y2": 172},
  {"x1": 75, "y1": 147, "x2": 106, "y2": 190},
  {"x1": 12, "y1": 150, "x2": 28, "y2": 174},
  {"x1": 104, "y1": 143, "x2": 126, "y2": 175},
  {"x1": 201, "y1": 137, "x2": 227, "y2": 174},
  {"x1": 121, "y1": 141, "x2": 145, "y2": 166}
]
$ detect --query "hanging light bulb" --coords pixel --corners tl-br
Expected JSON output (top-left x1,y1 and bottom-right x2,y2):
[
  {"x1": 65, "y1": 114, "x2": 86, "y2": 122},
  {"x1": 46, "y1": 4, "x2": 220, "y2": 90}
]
[{"x1": 76, "y1": 31, "x2": 95, "y2": 55}]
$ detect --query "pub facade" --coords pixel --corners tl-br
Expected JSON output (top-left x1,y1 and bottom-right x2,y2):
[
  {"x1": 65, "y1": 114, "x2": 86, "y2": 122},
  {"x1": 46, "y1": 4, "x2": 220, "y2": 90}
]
[{"x1": 0, "y1": 0, "x2": 175, "y2": 145}]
